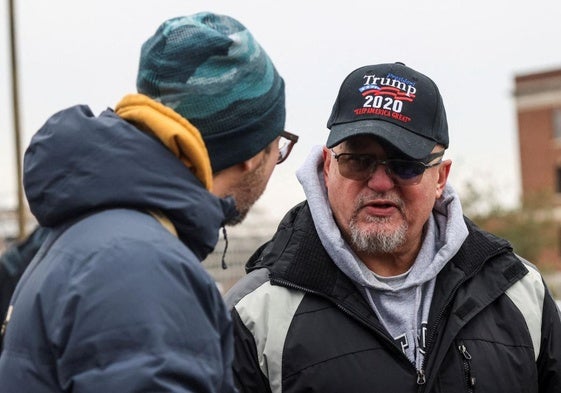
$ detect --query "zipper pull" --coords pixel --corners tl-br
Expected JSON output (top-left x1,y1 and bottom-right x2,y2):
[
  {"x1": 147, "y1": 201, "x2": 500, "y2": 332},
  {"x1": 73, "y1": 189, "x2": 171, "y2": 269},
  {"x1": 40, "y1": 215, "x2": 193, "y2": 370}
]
[
  {"x1": 458, "y1": 343, "x2": 472, "y2": 360},
  {"x1": 458, "y1": 343, "x2": 476, "y2": 388},
  {"x1": 416, "y1": 369, "x2": 426, "y2": 385},
  {"x1": 1, "y1": 305, "x2": 13, "y2": 337}
]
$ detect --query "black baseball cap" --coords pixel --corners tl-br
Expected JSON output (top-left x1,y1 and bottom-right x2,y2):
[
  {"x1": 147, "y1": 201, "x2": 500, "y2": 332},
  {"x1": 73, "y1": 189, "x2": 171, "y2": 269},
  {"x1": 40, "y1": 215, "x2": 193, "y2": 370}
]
[{"x1": 326, "y1": 62, "x2": 448, "y2": 159}]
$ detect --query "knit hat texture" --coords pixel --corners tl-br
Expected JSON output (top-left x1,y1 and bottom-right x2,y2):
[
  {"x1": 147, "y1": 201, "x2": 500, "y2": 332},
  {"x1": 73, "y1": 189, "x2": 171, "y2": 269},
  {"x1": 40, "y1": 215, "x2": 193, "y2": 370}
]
[{"x1": 137, "y1": 12, "x2": 286, "y2": 172}]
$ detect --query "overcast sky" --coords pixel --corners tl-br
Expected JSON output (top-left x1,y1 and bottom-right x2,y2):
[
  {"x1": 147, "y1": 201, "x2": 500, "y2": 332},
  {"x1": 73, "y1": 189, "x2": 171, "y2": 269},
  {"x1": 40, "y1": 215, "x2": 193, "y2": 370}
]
[{"x1": 1, "y1": 0, "x2": 561, "y2": 223}]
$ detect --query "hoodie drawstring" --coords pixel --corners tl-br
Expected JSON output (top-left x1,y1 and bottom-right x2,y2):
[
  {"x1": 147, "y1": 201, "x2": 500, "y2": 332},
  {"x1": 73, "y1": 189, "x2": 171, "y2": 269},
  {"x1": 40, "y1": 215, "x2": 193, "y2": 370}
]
[{"x1": 221, "y1": 226, "x2": 229, "y2": 270}]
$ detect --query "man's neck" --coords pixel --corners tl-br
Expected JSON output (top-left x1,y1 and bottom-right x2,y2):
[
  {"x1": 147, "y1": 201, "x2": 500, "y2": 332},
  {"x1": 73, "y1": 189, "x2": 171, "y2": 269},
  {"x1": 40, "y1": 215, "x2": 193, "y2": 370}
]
[{"x1": 356, "y1": 241, "x2": 421, "y2": 277}]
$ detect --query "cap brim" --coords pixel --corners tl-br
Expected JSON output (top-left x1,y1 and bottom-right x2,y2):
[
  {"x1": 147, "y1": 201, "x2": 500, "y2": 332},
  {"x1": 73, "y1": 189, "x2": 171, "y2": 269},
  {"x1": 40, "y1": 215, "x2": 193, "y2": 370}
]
[{"x1": 326, "y1": 120, "x2": 436, "y2": 160}]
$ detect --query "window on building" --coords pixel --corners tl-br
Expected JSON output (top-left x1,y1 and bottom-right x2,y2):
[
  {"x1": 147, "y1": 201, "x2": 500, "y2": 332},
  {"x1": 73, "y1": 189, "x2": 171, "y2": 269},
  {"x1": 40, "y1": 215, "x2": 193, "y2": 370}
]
[
  {"x1": 556, "y1": 167, "x2": 561, "y2": 193},
  {"x1": 553, "y1": 109, "x2": 561, "y2": 140}
]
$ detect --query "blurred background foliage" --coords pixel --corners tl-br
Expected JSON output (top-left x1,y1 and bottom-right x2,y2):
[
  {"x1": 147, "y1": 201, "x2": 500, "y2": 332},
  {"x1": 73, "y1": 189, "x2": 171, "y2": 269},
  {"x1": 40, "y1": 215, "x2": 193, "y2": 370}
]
[{"x1": 461, "y1": 181, "x2": 557, "y2": 272}]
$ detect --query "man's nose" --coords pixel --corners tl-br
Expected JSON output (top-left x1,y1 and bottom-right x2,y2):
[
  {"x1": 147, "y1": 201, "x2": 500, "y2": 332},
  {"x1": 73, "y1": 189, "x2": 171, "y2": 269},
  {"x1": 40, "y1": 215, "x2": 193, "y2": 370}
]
[{"x1": 366, "y1": 163, "x2": 395, "y2": 191}]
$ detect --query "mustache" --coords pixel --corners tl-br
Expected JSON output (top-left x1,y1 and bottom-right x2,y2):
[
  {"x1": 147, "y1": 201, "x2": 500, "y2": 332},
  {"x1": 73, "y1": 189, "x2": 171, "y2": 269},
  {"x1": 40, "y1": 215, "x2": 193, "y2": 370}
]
[{"x1": 355, "y1": 192, "x2": 405, "y2": 211}]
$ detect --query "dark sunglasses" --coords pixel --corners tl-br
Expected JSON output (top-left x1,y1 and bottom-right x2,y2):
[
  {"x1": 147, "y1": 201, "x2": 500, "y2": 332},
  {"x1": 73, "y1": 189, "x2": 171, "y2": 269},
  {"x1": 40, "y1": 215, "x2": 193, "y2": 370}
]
[
  {"x1": 277, "y1": 130, "x2": 299, "y2": 164},
  {"x1": 330, "y1": 149, "x2": 444, "y2": 186}
]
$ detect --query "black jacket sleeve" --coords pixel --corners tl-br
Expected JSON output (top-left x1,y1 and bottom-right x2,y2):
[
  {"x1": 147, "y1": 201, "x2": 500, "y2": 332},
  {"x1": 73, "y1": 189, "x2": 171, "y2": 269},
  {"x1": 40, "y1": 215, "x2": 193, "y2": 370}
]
[{"x1": 537, "y1": 289, "x2": 561, "y2": 391}]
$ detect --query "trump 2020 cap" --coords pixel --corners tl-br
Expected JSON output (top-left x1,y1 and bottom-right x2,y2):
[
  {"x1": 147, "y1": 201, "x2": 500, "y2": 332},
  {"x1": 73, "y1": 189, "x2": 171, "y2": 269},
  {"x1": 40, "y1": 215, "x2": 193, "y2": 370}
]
[{"x1": 326, "y1": 62, "x2": 448, "y2": 159}]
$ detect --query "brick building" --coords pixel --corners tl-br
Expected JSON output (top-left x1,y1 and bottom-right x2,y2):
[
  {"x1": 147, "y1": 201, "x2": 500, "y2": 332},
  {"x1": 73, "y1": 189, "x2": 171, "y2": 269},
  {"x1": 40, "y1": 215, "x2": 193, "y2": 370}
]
[{"x1": 514, "y1": 66, "x2": 561, "y2": 267}]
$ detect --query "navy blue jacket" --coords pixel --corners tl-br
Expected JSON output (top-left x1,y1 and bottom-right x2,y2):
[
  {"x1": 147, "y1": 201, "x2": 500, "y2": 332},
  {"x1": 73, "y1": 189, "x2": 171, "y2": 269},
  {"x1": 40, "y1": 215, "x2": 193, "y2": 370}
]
[{"x1": 0, "y1": 105, "x2": 238, "y2": 392}]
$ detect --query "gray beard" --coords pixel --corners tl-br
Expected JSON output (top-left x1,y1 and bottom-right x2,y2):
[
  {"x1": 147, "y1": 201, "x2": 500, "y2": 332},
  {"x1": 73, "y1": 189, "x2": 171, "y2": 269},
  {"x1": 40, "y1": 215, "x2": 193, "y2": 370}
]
[{"x1": 349, "y1": 215, "x2": 408, "y2": 254}]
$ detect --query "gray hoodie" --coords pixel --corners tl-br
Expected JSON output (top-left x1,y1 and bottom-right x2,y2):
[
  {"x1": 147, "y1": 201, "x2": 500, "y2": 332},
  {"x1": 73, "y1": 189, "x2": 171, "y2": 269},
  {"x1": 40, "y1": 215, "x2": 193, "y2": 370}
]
[{"x1": 296, "y1": 145, "x2": 468, "y2": 372}]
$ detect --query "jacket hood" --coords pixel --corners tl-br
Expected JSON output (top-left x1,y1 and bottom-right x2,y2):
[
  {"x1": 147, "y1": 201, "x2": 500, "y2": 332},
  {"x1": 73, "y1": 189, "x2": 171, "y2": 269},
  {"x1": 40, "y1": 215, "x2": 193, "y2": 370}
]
[
  {"x1": 23, "y1": 104, "x2": 237, "y2": 259},
  {"x1": 295, "y1": 145, "x2": 468, "y2": 290}
]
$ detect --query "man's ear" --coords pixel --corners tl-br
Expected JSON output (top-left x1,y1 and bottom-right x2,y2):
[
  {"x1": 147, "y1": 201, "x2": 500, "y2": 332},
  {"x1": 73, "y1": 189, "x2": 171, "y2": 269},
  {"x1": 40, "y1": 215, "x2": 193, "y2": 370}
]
[
  {"x1": 322, "y1": 146, "x2": 332, "y2": 180},
  {"x1": 212, "y1": 151, "x2": 265, "y2": 197},
  {"x1": 239, "y1": 150, "x2": 265, "y2": 173},
  {"x1": 436, "y1": 160, "x2": 452, "y2": 198}
]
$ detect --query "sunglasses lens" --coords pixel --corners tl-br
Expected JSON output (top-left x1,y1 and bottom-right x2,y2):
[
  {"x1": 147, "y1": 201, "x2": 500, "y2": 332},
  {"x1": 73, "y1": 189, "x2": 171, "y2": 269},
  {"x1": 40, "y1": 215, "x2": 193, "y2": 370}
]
[
  {"x1": 332, "y1": 151, "x2": 436, "y2": 185},
  {"x1": 388, "y1": 160, "x2": 425, "y2": 180},
  {"x1": 338, "y1": 155, "x2": 373, "y2": 180}
]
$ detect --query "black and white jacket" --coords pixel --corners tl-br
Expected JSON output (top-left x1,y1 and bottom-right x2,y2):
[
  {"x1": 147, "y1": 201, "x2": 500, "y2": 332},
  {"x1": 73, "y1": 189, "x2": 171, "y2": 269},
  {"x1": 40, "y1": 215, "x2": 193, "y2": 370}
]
[{"x1": 225, "y1": 202, "x2": 561, "y2": 393}]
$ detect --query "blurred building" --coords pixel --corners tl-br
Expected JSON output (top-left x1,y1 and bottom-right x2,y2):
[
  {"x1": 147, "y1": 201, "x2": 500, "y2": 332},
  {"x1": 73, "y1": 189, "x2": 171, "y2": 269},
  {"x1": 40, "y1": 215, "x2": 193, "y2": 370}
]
[
  {"x1": 203, "y1": 203, "x2": 281, "y2": 294},
  {"x1": 0, "y1": 202, "x2": 280, "y2": 293},
  {"x1": 0, "y1": 208, "x2": 37, "y2": 253},
  {"x1": 514, "y1": 66, "x2": 561, "y2": 268}
]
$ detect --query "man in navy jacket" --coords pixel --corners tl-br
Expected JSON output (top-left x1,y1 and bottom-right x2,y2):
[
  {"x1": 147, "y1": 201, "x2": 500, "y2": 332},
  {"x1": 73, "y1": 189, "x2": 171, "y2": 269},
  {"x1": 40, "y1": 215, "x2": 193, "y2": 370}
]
[{"x1": 0, "y1": 12, "x2": 297, "y2": 392}]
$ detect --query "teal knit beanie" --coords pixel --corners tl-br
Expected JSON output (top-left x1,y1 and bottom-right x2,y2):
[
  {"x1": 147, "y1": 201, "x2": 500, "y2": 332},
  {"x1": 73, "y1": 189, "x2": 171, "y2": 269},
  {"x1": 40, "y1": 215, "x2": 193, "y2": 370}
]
[{"x1": 137, "y1": 12, "x2": 286, "y2": 173}]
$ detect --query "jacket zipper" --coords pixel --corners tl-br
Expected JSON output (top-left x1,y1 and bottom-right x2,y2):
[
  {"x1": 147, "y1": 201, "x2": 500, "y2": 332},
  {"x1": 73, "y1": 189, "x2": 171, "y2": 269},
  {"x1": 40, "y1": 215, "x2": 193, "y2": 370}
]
[
  {"x1": 416, "y1": 246, "x2": 510, "y2": 392},
  {"x1": 458, "y1": 342, "x2": 476, "y2": 392},
  {"x1": 1, "y1": 305, "x2": 13, "y2": 337},
  {"x1": 272, "y1": 244, "x2": 510, "y2": 391},
  {"x1": 416, "y1": 369, "x2": 426, "y2": 385},
  {"x1": 415, "y1": 281, "x2": 461, "y2": 390}
]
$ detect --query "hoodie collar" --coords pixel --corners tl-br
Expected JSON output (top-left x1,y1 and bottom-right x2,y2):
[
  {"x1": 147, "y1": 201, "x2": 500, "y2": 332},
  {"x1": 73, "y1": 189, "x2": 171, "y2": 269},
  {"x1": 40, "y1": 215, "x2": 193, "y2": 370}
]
[
  {"x1": 115, "y1": 93, "x2": 213, "y2": 190},
  {"x1": 296, "y1": 145, "x2": 468, "y2": 290}
]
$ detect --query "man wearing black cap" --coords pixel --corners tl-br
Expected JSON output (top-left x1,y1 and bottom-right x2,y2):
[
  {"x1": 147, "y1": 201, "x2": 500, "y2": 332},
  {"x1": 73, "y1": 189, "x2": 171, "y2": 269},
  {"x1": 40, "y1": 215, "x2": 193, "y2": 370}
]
[{"x1": 225, "y1": 62, "x2": 561, "y2": 392}]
